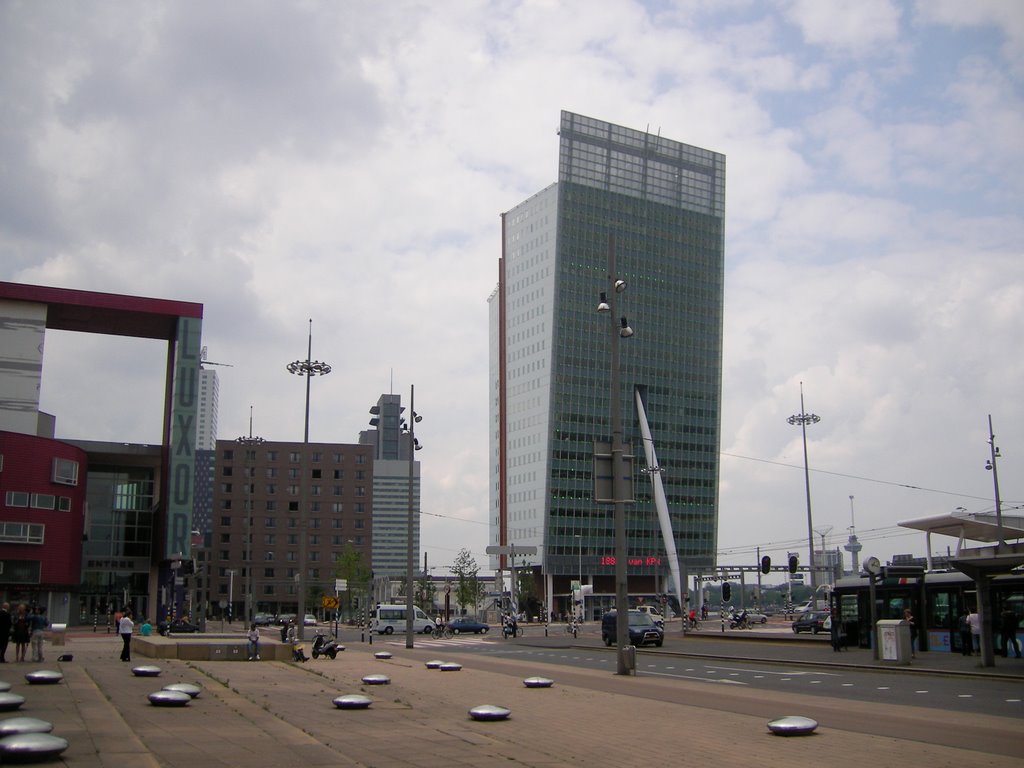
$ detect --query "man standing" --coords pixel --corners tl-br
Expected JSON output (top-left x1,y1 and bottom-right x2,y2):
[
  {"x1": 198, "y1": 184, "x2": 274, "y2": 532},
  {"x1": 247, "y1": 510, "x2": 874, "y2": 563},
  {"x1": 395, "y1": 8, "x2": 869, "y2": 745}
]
[
  {"x1": 0, "y1": 603, "x2": 11, "y2": 663},
  {"x1": 1000, "y1": 608, "x2": 1021, "y2": 658},
  {"x1": 118, "y1": 609, "x2": 134, "y2": 662},
  {"x1": 29, "y1": 606, "x2": 48, "y2": 663}
]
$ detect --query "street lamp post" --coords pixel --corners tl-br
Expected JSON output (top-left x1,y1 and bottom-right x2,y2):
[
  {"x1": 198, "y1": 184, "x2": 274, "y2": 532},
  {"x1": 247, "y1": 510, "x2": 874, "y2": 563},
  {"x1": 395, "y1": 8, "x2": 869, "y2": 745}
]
[
  {"x1": 597, "y1": 233, "x2": 634, "y2": 675},
  {"x1": 787, "y1": 383, "x2": 821, "y2": 593},
  {"x1": 403, "y1": 385, "x2": 423, "y2": 649},
  {"x1": 236, "y1": 408, "x2": 264, "y2": 625},
  {"x1": 287, "y1": 320, "x2": 331, "y2": 641},
  {"x1": 985, "y1": 414, "x2": 1005, "y2": 548}
]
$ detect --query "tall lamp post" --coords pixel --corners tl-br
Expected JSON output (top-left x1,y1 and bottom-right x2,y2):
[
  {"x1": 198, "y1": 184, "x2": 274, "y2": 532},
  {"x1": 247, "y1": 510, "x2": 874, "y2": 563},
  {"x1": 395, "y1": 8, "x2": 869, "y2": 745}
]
[
  {"x1": 236, "y1": 407, "x2": 264, "y2": 625},
  {"x1": 787, "y1": 383, "x2": 821, "y2": 593},
  {"x1": 402, "y1": 385, "x2": 423, "y2": 649},
  {"x1": 597, "y1": 233, "x2": 634, "y2": 675},
  {"x1": 985, "y1": 414, "x2": 1005, "y2": 548},
  {"x1": 287, "y1": 320, "x2": 331, "y2": 640}
]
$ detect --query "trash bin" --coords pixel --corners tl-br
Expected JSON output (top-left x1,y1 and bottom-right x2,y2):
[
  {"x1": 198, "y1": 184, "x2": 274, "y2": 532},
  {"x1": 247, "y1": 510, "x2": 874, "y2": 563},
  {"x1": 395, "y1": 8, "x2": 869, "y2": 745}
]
[
  {"x1": 49, "y1": 624, "x2": 67, "y2": 647},
  {"x1": 876, "y1": 619, "x2": 912, "y2": 665}
]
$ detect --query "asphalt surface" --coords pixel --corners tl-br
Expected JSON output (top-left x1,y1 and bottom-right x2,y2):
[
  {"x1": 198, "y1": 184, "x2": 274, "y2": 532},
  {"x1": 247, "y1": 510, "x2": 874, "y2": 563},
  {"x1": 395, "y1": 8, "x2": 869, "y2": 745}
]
[{"x1": 0, "y1": 623, "x2": 1020, "y2": 767}]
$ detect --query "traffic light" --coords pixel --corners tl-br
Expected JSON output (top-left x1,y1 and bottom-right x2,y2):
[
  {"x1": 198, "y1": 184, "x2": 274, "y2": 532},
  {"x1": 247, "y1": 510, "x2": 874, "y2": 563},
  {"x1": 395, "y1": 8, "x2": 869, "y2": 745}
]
[
  {"x1": 760, "y1": 555, "x2": 771, "y2": 575},
  {"x1": 722, "y1": 582, "x2": 732, "y2": 602},
  {"x1": 788, "y1": 554, "x2": 799, "y2": 574}
]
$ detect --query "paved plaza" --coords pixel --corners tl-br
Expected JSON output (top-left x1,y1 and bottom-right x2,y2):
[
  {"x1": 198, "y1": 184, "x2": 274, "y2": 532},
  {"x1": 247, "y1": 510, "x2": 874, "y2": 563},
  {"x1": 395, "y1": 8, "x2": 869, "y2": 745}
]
[{"x1": 0, "y1": 626, "x2": 1020, "y2": 767}]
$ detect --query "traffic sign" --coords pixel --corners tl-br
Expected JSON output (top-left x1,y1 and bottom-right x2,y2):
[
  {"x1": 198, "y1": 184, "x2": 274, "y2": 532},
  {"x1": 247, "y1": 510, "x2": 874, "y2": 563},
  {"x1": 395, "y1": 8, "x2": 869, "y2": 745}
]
[
  {"x1": 322, "y1": 596, "x2": 339, "y2": 609},
  {"x1": 335, "y1": 579, "x2": 348, "y2": 591}
]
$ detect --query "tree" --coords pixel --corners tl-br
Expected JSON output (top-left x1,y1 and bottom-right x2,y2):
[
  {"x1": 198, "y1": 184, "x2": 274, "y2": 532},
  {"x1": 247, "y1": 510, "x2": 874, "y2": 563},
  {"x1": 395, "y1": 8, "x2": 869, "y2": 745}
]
[
  {"x1": 450, "y1": 548, "x2": 482, "y2": 616},
  {"x1": 335, "y1": 542, "x2": 371, "y2": 622},
  {"x1": 415, "y1": 572, "x2": 437, "y2": 612}
]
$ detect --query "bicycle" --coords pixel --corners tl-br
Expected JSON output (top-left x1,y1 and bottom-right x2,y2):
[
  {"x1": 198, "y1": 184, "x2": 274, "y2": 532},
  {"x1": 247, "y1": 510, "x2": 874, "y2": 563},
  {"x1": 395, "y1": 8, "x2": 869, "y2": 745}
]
[
  {"x1": 502, "y1": 624, "x2": 523, "y2": 638},
  {"x1": 430, "y1": 625, "x2": 454, "y2": 640},
  {"x1": 685, "y1": 616, "x2": 701, "y2": 631}
]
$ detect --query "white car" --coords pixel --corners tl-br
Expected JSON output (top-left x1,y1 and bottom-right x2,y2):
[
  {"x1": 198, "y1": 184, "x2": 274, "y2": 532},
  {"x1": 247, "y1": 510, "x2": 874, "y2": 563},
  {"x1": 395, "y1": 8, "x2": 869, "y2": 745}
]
[{"x1": 303, "y1": 614, "x2": 318, "y2": 626}]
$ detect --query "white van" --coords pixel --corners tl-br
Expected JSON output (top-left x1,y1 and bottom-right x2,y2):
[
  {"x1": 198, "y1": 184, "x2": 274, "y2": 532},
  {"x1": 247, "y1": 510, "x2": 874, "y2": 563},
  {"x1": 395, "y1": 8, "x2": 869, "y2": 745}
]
[{"x1": 373, "y1": 604, "x2": 435, "y2": 634}]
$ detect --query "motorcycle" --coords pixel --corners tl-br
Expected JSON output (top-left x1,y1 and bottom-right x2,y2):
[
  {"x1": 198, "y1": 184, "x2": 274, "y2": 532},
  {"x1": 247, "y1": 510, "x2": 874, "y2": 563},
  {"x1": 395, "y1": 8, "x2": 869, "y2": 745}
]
[
  {"x1": 729, "y1": 610, "x2": 751, "y2": 630},
  {"x1": 311, "y1": 631, "x2": 342, "y2": 659}
]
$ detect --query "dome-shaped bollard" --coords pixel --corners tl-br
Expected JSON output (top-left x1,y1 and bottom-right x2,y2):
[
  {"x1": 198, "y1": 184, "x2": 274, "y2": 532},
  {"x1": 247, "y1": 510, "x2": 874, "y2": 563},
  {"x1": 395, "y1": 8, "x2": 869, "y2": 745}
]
[
  {"x1": 439, "y1": 662, "x2": 462, "y2": 672},
  {"x1": 360, "y1": 674, "x2": 390, "y2": 685},
  {"x1": 0, "y1": 693, "x2": 26, "y2": 712},
  {"x1": 24, "y1": 670, "x2": 63, "y2": 685},
  {"x1": 148, "y1": 690, "x2": 192, "y2": 707},
  {"x1": 0, "y1": 718, "x2": 53, "y2": 737},
  {"x1": 425, "y1": 659, "x2": 444, "y2": 669},
  {"x1": 0, "y1": 732, "x2": 69, "y2": 762},
  {"x1": 373, "y1": 651, "x2": 392, "y2": 660},
  {"x1": 523, "y1": 676, "x2": 554, "y2": 688},
  {"x1": 333, "y1": 694, "x2": 372, "y2": 709},
  {"x1": 132, "y1": 665, "x2": 162, "y2": 677},
  {"x1": 469, "y1": 704, "x2": 511, "y2": 721},
  {"x1": 767, "y1": 715, "x2": 818, "y2": 736},
  {"x1": 162, "y1": 682, "x2": 201, "y2": 698}
]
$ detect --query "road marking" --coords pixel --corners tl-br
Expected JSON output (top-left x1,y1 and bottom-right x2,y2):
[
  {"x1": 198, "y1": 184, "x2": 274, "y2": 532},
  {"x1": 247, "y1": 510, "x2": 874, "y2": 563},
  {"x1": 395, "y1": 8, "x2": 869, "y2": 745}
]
[
  {"x1": 915, "y1": 690, "x2": 929, "y2": 694},
  {"x1": 958, "y1": 694, "x2": 973, "y2": 698},
  {"x1": 705, "y1": 665, "x2": 837, "y2": 677},
  {"x1": 877, "y1": 687, "x2": 890, "y2": 690},
  {"x1": 842, "y1": 683, "x2": 854, "y2": 687},
  {"x1": 1006, "y1": 699, "x2": 1021, "y2": 703},
  {"x1": 643, "y1": 670, "x2": 748, "y2": 685}
]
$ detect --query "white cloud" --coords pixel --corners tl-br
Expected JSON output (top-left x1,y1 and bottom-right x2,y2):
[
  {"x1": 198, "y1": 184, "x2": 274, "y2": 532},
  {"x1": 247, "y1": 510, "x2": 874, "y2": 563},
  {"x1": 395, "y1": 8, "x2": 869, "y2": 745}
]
[{"x1": 2, "y1": 1, "x2": 1022, "y2": 573}]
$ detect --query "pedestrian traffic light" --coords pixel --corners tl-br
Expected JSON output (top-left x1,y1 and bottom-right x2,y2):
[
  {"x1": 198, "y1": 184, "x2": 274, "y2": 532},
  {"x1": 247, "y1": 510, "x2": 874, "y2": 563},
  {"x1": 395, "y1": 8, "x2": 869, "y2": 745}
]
[
  {"x1": 722, "y1": 582, "x2": 732, "y2": 602},
  {"x1": 761, "y1": 555, "x2": 771, "y2": 575},
  {"x1": 788, "y1": 554, "x2": 799, "y2": 574}
]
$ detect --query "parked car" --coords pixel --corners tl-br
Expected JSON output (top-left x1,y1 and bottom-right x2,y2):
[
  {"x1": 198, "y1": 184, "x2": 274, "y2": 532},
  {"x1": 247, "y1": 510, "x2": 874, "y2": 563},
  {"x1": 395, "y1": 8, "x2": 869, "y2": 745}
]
[
  {"x1": 734, "y1": 610, "x2": 769, "y2": 625},
  {"x1": 449, "y1": 617, "x2": 490, "y2": 634},
  {"x1": 253, "y1": 613, "x2": 274, "y2": 626},
  {"x1": 158, "y1": 619, "x2": 200, "y2": 636},
  {"x1": 792, "y1": 611, "x2": 828, "y2": 634},
  {"x1": 601, "y1": 610, "x2": 664, "y2": 647},
  {"x1": 277, "y1": 613, "x2": 297, "y2": 626},
  {"x1": 303, "y1": 614, "x2": 318, "y2": 626}
]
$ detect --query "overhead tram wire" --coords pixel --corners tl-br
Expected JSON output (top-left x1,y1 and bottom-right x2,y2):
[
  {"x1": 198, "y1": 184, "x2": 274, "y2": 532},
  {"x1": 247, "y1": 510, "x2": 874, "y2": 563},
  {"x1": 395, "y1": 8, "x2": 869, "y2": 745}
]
[{"x1": 716, "y1": 450, "x2": 1019, "y2": 505}]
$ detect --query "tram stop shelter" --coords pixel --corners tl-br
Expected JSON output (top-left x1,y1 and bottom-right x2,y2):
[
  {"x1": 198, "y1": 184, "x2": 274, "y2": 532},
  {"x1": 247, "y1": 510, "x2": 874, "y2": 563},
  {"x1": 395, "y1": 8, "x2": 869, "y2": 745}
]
[{"x1": 899, "y1": 511, "x2": 1024, "y2": 667}]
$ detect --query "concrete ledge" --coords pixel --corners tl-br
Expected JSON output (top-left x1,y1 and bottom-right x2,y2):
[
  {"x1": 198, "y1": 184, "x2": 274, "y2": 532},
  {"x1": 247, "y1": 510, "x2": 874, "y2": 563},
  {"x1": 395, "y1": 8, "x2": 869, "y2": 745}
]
[{"x1": 134, "y1": 636, "x2": 292, "y2": 661}]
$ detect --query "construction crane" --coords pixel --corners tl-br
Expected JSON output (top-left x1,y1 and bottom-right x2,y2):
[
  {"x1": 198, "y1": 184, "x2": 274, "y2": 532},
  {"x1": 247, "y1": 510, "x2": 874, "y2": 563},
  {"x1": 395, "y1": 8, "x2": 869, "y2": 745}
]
[{"x1": 200, "y1": 346, "x2": 233, "y2": 368}]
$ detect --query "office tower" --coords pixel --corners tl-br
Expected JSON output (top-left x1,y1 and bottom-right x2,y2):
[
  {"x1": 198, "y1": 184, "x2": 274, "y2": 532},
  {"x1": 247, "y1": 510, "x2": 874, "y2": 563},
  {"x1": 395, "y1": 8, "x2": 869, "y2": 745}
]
[
  {"x1": 196, "y1": 367, "x2": 220, "y2": 451},
  {"x1": 360, "y1": 393, "x2": 421, "y2": 577},
  {"x1": 489, "y1": 111, "x2": 725, "y2": 615}
]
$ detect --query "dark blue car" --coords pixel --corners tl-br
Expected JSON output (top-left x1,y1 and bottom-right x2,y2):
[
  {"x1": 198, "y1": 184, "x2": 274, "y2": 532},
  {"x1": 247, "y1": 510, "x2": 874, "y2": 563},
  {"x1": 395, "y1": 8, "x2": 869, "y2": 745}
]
[{"x1": 449, "y1": 617, "x2": 490, "y2": 634}]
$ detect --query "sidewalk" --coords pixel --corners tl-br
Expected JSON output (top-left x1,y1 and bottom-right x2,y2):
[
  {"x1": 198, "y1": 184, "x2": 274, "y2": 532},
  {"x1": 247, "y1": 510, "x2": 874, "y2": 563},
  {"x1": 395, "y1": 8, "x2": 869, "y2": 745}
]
[{"x1": 0, "y1": 630, "x2": 1020, "y2": 767}]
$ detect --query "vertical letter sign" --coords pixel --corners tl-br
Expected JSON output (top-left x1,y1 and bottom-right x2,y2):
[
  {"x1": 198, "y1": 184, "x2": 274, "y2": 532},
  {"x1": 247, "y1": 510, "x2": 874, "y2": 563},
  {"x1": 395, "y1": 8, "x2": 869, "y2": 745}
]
[{"x1": 167, "y1": 316, "x2": 200, "y2": 559}]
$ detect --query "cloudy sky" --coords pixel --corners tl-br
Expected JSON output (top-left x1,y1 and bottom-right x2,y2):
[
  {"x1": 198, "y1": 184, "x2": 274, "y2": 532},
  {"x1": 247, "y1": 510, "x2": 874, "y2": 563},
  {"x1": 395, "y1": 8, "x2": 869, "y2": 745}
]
[{"x1": 3, "y1": 1, "x2": 1022, "y2": 582}]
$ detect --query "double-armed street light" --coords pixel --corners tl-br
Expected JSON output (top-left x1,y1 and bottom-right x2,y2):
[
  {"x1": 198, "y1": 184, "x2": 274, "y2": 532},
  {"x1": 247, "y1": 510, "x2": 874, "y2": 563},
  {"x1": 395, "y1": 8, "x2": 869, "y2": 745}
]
[
  {"x1": 787, "y1": 384, "x2": 821, "y2": 592},
  {"x1": 286, "y1": 320, "x2": 331, "y2": 640},
  {"x1": 597, "y1": 233, "x2": 635, "y2": 676},
  {"x1": 402, "y1": 387, "x2": 423, "y2": 649}
]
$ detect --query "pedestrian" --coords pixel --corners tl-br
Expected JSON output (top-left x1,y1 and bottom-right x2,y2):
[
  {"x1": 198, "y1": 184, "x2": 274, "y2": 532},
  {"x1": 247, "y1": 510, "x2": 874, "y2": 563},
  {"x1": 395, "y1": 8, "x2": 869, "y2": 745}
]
[
  {"x1": 903, "y1": 608, "x2": 916, "y2": 658},
  {"x1": 11, "y1": 604, "x2": 30, "y2": 662},
  {"x1": 247, "y1": 622, "x2": 261, "y2": 660},
  {"x1": 0, "y1": 602, "x2": 11, "y2": 663},
  {"x1": 119, "y1": 609, "x2": 134, "y2": 662},
  {"x1": 140, "y1": 619, "x2": 153, "y2": 636},
  {"x1": 1000, "y1": 608, "x2": 1021, "y2": 659},
  {"x1": 958, "y1": 609, "x2": 972, "y2": 656},
  {"x1": 29, "y1": 606, "x2": 48, "y2": 663},
  {"x1": 967, "y1": 609, "x2": 981, "y2": 655}
]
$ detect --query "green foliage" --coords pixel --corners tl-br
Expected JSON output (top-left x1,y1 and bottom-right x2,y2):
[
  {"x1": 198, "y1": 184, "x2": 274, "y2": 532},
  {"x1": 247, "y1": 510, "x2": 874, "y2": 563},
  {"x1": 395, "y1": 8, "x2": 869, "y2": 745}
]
[{"x1": 450, "y1": 548, "x2": 482, "y2": 612}]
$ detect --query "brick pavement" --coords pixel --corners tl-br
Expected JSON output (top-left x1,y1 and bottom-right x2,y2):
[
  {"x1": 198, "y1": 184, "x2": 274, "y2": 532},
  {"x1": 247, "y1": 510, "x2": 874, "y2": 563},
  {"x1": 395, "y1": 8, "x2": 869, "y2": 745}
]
[{"x1": 0, "y1": 631, "x2": 1020, "y2": 767}]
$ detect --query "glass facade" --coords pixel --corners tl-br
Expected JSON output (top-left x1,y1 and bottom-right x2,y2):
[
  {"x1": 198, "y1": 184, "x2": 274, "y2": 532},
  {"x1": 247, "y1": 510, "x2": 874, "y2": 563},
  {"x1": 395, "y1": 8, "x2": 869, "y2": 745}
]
[{"x1": 492, "y1": 111, "x2": 725, "y2": 584}]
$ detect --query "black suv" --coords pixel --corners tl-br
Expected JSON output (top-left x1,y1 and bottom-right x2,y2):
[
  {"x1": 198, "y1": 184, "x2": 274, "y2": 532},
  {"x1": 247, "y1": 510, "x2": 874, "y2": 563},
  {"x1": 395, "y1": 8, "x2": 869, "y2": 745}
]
[{"x1": 601, "y1": 610, "x2": 664, "y2": 647}]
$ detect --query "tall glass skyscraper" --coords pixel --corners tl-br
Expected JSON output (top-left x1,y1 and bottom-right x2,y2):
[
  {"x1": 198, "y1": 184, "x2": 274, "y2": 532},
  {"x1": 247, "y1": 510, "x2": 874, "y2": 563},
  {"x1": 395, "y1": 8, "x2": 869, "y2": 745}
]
[{"x1": 489, "y1": 111, "x2": 725, "y2": 616}]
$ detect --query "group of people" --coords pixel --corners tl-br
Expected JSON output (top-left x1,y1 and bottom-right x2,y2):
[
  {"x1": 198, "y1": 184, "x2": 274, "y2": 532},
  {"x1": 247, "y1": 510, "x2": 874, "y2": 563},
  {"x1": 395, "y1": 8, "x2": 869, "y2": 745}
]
[
  {"x1": 0, "y1": 602, "x2": 50, "y2": 663},
  {"x1": 958, "y1": 608, "x2": 1021, "y2": 658}
]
